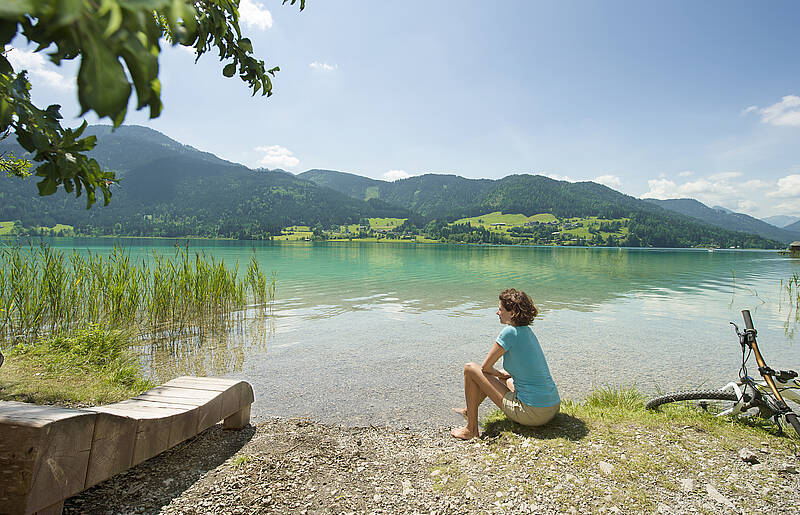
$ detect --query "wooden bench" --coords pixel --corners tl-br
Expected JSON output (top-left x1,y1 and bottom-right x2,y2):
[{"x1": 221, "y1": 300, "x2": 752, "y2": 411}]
[{"x1": 0, "y1": 376, "x2": 254, "y2": 515}]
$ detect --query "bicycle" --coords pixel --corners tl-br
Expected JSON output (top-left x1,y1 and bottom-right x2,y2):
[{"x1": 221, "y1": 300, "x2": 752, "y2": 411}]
[{"x1": 646, "y1": 310, "x2": 800, "y2": 439}]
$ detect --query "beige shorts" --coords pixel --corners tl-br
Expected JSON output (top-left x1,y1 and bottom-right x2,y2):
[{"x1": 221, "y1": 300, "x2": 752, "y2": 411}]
[{"x1": 501, "y1": 391, "x2": 560, "y2": 426}]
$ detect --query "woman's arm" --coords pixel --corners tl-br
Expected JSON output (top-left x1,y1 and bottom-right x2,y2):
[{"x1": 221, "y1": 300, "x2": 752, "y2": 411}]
[{"x1": 481, "y1": 342, "x2": 510, "y2": 380}]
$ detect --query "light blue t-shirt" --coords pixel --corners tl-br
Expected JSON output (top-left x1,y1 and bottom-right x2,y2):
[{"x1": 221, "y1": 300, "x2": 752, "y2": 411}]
[{"x1": 496, "y1": 325, "x2": 560, "y2": 407}]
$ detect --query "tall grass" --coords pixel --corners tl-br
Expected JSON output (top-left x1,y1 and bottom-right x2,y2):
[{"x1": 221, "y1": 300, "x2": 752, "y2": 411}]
[
  {"x1": 780, "y1": 272, "x2": 800, "y2": 338},
  {"x1": 0, "y1": 243, "x2": 275, "y2": 344}
]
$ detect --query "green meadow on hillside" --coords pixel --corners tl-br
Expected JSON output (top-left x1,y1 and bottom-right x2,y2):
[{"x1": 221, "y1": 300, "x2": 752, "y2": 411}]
[
  {"x1": 273, "y1": 225, "x2": 313, "y2": 241},
  {"x1": 453, "y1": 212, "x2": 558, "y2": 228},
  {"x1": 0, "y1": 221, "x2": 75, "y2": 236}
]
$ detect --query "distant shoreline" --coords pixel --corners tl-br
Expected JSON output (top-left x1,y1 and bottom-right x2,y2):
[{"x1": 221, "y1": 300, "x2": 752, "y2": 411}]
[{"x1": 0, "y1": 234, "x2": 782, "y2": 251}]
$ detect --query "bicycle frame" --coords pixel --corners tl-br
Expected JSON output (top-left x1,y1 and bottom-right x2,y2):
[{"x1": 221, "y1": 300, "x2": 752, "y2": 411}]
[{"x1": 720, "y1": 376, "x2": 800, "y2": 417}]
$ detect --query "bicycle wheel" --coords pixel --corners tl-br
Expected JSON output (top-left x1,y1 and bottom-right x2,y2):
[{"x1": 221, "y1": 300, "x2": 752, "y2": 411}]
[
  {"x1": 786, "y1": 413, "x2": 800, "y2": 439},
  {"x1": 645, "y1": 390, "x2": 740, "y2": 414}
]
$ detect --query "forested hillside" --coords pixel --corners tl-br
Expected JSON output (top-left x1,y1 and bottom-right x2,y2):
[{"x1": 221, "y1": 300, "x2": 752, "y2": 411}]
[
  {"x1": 644, "y1": 198, "x2": 800, "y2": 244},
  {"x1": 300, "y1": 170, "x2": 784, "y2": 248},
  {"x1": 0, "y1": 128, "x2": 409, "y2": 238}
]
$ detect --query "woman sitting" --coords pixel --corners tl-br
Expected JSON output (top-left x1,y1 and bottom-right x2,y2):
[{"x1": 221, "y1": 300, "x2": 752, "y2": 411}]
[{"x1": 451, "y1": 288, "x2": 560, "y2": 440}]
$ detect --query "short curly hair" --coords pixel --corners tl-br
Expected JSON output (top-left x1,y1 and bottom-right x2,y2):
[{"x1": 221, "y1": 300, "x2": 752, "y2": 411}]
[{"x1": 499, "y1": 288, "x2": 538, "y2": 326}]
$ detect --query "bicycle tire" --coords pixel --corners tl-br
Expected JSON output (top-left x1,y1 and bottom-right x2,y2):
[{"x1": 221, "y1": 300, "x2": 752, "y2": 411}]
[
  {"x1": 786, "y1": 413, "x2": 800, "y2": 439},
  {"x1": 645, "y1": 390, "x2": 739, "y2": 412}
]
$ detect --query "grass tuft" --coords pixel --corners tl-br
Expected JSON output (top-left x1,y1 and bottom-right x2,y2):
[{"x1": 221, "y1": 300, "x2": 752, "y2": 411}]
[{"x1": 0, "y1": 323, "x2": 154, "y2": 405}]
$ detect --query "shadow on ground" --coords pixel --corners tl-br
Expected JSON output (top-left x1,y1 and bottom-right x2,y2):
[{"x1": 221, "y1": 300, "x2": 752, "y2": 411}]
[
  {"x1": 482, "y1": 412, "x2": 589, "y2": 441},
  {"x1": 64, "y1": 424, "x2": 256, "y2": 515}
]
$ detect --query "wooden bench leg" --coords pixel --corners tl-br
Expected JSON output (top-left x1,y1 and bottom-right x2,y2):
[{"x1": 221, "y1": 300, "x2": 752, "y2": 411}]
[
  {"x1": 34, "y1": 499, "x2": 64, "y2": 514},
  {"x1": 223, "y1": 405, "x2": 251, "y2": 430}
]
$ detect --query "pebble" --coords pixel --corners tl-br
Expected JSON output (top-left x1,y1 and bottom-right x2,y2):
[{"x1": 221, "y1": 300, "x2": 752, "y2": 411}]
[
  {"x1": 738, "y1": 447, "x2": 760, "y2": 464},
  {"x1": 706, "y1": 484, "x2": 735, "y2": 510}
]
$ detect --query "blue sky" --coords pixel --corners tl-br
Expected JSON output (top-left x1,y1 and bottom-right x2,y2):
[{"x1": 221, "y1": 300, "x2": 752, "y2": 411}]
[{"x1": 8, "y1": 1, "x2": 800, "y2": 218}]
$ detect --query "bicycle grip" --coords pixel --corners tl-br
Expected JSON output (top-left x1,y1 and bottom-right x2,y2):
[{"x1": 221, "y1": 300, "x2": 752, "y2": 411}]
[{"x1": 742, "y1": 310, "x2": 754, "y2": 330}]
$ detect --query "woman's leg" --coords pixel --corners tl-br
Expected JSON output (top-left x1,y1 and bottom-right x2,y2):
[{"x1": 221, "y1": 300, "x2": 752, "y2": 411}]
[{"x1": 451, "y1": 363, "x2": 510, "y2": 440}]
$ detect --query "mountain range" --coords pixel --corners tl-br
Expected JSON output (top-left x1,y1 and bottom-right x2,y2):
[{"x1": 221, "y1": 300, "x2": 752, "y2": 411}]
[
  {"x1": 762, "y1": 215, "x2": 800, "y2": 228},
  {"x1": 643, "y1": 198, "x2": 800, "y2": 244},
  {"x1": 0, "y1": 125, "x2": 795, "y2": 247}
]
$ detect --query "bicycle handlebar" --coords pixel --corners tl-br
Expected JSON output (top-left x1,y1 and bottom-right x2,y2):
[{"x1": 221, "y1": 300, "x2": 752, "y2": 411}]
[
  {"x1": 742, "y1": 310, "x2": 755, "y2": 330},
  {"x1": 740, "y1": 310, "x2": 791, "y2": 414}
]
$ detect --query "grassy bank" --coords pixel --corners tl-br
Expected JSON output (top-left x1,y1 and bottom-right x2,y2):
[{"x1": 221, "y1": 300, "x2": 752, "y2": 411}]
[
  {"x1": 433, "y1": 386, "x2": 799, "y2": 512},
  {"x1": 0, "y1": 324, "x2": 154, "y2": 405}
]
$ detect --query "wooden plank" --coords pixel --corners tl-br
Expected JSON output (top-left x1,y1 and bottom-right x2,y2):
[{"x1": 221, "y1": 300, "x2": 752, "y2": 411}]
[
  {"x1": 133, "y1": 393, "x2": 210, "y2": 406},
  {"x1": 196, "y1": 394, "x2": 224, "y2": 433},
  {"x1": 92, "y1": 404, "x2": 185, "y2": 419},
  {"x1": 115, "y1": 399, "x2": 198, "y2": 411},
  {"x1": 221, "y1": 382, "x2": 255, "y2": 417},
  {"x1": 84, "y1": 412, "x2": 137, "y2": 489},
  {"x1": 164, "y1": 377, "x2": 243, "y2": 392},
  {"x1": 130, "y1": 416, "x2": 172, "y2": 466},
  {"x1": 0, "y1": 424, "x2": 42, "y2": 514},
  {"x1": 134, "y1": 386, "x2": 218, "y2": 402},
  {"x1": 26, "y1": 410, "x2": 96, "y2": 513},
  {"x1": 0, "y1": 401, "x2": 91, "y2": 427},
  {"x1": 171, "y1": 376, "x2": 243, "y2": 387},
  {"x1": 168, "y1": 408, "x2": 199, "y2": 448}
]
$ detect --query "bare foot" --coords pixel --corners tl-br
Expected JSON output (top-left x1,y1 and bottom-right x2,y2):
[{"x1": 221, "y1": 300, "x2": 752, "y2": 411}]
[
  {"x1": 452, "y1": 408, "x2": 467, "y2": 421},
  {"x1": 450, "y1": 426, "x2": 479, "y2": 440}
]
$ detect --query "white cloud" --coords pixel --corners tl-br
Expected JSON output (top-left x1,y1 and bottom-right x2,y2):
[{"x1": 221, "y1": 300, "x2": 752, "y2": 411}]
[
  {"x1": 775, "y1": 201, "x2": 800, "y2": 213},
  {"x1": 767, "y1": 174, "x2": 800, "y2": 198},
  {"x1": 593, "y1": 175, "x2": 622, "y2": 189},
  {"x1": 643, "y1": 178, "x2": 680, "y2": 199},
  {"x1": 745, "y1": 95, "x2": 800, "y2": 127},
  {"x1": 741, "y1": 105, "x2": 758, "y2": 115},
  {"x1": 6, "y1": 47, "x2": 74, "y2": 91},
  {"x1": 309, "y1": 61, "x2": 338, "y2": 72},
  {"x1": 239, "y1": 0, "x2": 273, "y2": 30},
  {"x1": 255, "y1": 145, "x2": 299, "y2": 168},
  {"x1": 737, "y1": 200, "x2": 757, "y2": 212},
  {"x1": 742, "y1": 179, "x2": 770, "y2": 190},
  {"x1": 642, "y1": 176, "x2": 739, "y2": 206},
  {"x1": 678, "y1": 171, "x2": 693, "y2": 177},
  {"x1": 642, "y1": 172, "x2": 800, "y2": 217},
  {"x1": 708, "y1": 171, "x2": 743, "y2": 181},
  {"x1": 541, "y1": 172, "x2": 575, "y2": 182},
  {"x1": 383, "y1": 169, "x2": 411, "y2": 181}
]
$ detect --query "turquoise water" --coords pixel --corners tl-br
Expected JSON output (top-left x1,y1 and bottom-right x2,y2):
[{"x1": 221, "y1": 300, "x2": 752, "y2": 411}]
[{"x1": 37, "y1": 239, "x2": 800, "y2": 427}]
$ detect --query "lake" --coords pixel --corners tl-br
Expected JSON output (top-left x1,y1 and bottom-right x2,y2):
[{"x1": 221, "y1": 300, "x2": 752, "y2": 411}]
[{"x1": 41, "y1": 239, "x2": 800, "y2": 428}]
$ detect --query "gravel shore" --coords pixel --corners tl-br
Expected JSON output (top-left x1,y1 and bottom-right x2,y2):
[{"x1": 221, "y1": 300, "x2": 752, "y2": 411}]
[{"x1": 64, "y1": 409, "x2": 800, "y2": 514}]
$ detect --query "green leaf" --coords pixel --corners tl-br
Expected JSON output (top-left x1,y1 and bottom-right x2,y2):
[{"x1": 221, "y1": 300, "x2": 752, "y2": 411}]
[
  {"x1": 54, "y1": 0, "x2": 84, "y2": 26},
  {"x1": 0, "y1": 0, "x2": 34, "y2": 18},
  {"x1": 0, "y1": 19, "x2": 18, "y2": 46},
  {"x1": 0, "y1": 55, "x2": 10, "y2": 76},
  {"x1": 0, "y1": 98, "x2": 12, "y2": 130},
  {"x1": 222, "y1": 63, "x2": 236, "y2": 77},
  {"x1": 77, "y1": 35, "x2": 132, "y2": 119},
  {"x1": 120, "y1": 38, "x2": 159, "y2": 110},
  {"x1": 37, "y1": 176, "x2": 58, "y2": 196},
  {"x1": 238, "y1": 38, "x2": 252, "y2": 53}
]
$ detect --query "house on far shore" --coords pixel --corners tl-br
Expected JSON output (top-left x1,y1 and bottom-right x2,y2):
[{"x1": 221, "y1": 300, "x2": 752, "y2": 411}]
[
  {"x1": 779, "y1": 241, "x2": 800, "y2": 257},
  {"x1": 490, "y1": 222, "x2": 506, "y2": 227}
]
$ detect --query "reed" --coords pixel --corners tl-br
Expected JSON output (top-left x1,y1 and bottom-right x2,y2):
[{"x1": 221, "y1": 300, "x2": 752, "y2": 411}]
[{"x1": 0, "y1": 243, "x2": 275, "y2": 345}]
